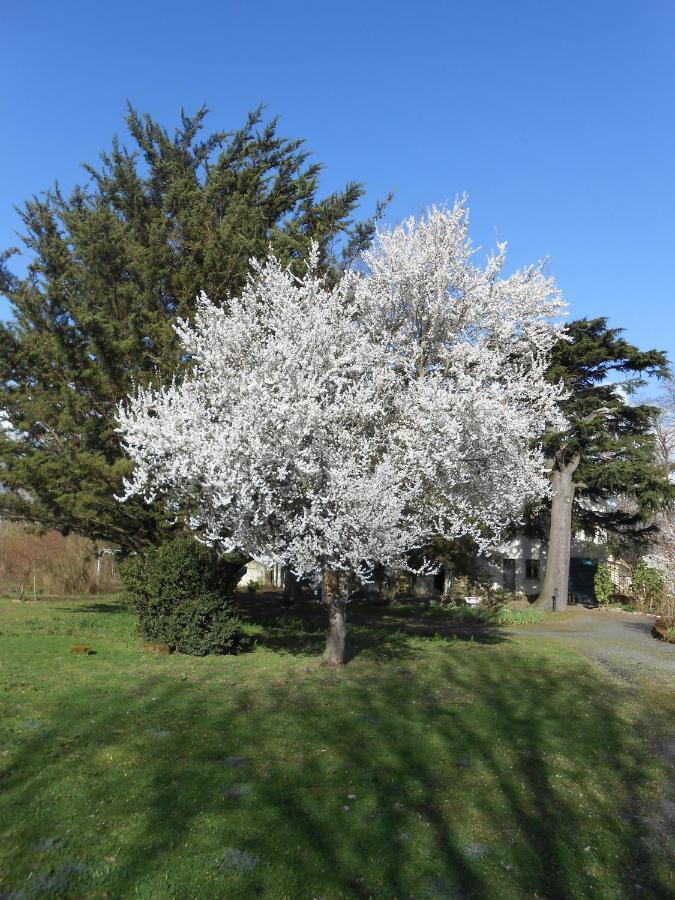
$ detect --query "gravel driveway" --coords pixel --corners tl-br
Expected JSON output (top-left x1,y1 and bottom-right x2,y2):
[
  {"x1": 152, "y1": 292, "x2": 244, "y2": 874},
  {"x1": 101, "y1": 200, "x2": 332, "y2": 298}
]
[{"x1": 510, "y1": 607, "x2": 675, "y2": 687}]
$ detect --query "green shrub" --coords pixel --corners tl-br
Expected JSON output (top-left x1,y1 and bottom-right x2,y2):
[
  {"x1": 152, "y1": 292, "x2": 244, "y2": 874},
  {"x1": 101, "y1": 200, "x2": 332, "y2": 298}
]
[
  {"x1": 594, "y1": 564, "x2": 613, "y2": 605},
  {"x1": 169, "y1": 590, "x2": 248, "y2": 656},
  {"x1": 120, "y1": 536, "x2": 248, "y2": 655},
  {"x1": 630, "y1": 563, "x2": 666, "y2": 614},
  {"x1": 483, "y1": 587, "x2": 527, "y2": 612},
  {"x1": 483, "y1": 587, "x2": 507, "y2": 613}
]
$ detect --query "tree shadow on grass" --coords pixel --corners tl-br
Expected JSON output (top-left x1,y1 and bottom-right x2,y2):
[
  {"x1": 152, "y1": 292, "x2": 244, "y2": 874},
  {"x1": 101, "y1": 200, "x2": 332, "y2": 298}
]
[
  {"x1": 56, "y1": 602, "x2": 126, "y2": 615},
  {"x1": 235, "y1": 592, "x2": 508, "y2": 662},
  {"x1": 1, "y1": 636, "x2": 672, "y2": 898}
]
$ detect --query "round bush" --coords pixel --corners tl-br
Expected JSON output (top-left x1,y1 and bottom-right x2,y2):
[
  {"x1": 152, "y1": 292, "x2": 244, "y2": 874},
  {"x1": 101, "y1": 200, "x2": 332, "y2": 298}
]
[
  {"x1": 170, "y1": 591, "x2": 247, "y2": 656},
  {"x1": 121, "y1": 536, "x2": 248, "y2": 655}
]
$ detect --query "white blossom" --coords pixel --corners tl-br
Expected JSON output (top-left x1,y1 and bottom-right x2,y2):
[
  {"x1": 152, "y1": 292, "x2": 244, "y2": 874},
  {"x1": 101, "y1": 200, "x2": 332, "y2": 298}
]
[{"x1": 118, "y1": 202, "x2": 566, "y2": 584}]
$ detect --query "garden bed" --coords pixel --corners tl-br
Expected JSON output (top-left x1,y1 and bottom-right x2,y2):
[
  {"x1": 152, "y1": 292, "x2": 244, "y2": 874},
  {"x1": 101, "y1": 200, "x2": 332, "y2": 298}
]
[{"x1": 652, "y1": 618, "x2": 675, "y2": 643}]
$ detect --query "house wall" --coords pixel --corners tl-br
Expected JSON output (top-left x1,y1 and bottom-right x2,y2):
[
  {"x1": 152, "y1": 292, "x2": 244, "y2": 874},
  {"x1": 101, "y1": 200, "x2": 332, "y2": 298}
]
[
  {"x1": 480, "y1": 535, "x2": 547, "y2": 598},
  {"x1": 606, "y1": 556, "x2": 632, "y2": 594},
  {"x1": 238, "y1": 560, "x2": 285, "y2": 589},
  {"x1": 480, "y1": 532, "x2": 605, "y2": 600}
]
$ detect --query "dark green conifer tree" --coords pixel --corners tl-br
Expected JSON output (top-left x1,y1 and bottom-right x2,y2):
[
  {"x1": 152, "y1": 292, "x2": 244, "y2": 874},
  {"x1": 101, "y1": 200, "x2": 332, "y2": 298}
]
[
  {"x1": 535, "y1": 318, "x2": 671, "y2": 609},
  {"x1": 0, "y1": 105, "x2": 387, "y2": 550}
]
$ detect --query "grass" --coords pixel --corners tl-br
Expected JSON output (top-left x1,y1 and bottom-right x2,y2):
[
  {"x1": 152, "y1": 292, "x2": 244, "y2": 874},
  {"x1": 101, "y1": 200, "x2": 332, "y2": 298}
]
[
  {"x1": 604, "y1": 602, "x2": 638, "y2": 613},
  {"x1": 491, "y1": 606, "x2": 544, "y2": 626},
  {"x1": 0, "y1": 592, "x2": 673, "y2": 899},
  {"x1": 444, "y1": 604, "x2": 545, "y2": 626}
]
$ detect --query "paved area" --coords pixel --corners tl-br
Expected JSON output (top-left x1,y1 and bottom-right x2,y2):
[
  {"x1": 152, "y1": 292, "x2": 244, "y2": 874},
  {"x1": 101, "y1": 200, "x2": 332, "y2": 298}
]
[{"x1": 511, "y1": 607, "x2": 675, "y2": 688}]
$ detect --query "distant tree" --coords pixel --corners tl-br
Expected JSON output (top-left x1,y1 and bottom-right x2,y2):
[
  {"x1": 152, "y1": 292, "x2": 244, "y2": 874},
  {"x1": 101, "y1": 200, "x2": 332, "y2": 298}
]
[
  {"x1": 650, "y1": 374, "x2": 675, "y2": 478},
  {"x1": 0, "y1": 104, "x2": 386, "y2": 551},
  {"x1": 535, "y1": 318, "x2": 671, "y2": 610},
  {"x1": 642, "y1": 515, "x2": 675, "y2": 610},
  {"x1": 642, "y1": 375, "x2": 675, "y2": 601},
  {"x1": 118, "y1": 204, "x2": 565, "y2": 664}
]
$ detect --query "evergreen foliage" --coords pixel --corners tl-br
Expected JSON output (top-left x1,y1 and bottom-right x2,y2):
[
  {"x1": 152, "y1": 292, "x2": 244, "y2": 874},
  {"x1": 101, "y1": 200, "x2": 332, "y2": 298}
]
[
  {"x1": 120, "y1": 535, "x2": 247, "y2": 655},
  {"x1": 0, "y1": 104, "x2": 386, "y2": 550},
  {"x1": 544, "y1": 318, "x2": 672, "y2": 538},
  {"x1": 593, "y1": 563, "x2": 613, "y2": 604}
]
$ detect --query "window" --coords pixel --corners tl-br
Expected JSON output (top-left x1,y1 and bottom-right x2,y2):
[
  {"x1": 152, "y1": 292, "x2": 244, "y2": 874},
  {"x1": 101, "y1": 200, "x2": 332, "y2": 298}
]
[
  {"x1": 525, "y1": 558, "x2": 540, "y2": 579},
  {"x1": 502, "y1": 558, "x2": 516, "y2": 590}
]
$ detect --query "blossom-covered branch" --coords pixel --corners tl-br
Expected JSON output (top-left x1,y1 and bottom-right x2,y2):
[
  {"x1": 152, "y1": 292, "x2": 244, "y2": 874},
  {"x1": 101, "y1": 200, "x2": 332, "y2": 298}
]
[{"x1": 118, "y1": 202, "x2": 566, "y2": 662}]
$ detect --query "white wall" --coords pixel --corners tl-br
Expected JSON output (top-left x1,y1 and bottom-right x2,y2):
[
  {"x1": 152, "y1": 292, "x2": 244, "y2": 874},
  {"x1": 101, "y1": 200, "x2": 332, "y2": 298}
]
[
  {"x1": 481, "y1": 531, "x2": 606, "y2": 597},
  {"x1": 480, "y1": 534, "x2": 547, "y2": 596},
  {"x1": 238, "y1": 560, "x2": 285, "y2": 588}
]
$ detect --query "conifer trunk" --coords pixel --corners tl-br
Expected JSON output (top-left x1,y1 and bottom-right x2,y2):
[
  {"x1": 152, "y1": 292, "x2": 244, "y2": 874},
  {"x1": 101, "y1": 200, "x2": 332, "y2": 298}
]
[
  {"x1": 536, "y1": 455, "x2": 580, "y2": 611},
  {"x1": 322, "y1": 568, "x2": 348, "y2": 665}
]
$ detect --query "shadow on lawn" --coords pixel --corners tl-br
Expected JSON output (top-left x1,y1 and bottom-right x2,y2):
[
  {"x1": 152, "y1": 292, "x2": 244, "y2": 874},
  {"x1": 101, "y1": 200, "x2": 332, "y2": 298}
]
[
  {"x1": 56, "y1": 602, "x2": 126, "y2": 615},
  {"x1": 235, "y1": 591, "x2": 507, "y2": 662},
  {"x1": 1, "y1": 637, "x2": 671, "y2": 898}
]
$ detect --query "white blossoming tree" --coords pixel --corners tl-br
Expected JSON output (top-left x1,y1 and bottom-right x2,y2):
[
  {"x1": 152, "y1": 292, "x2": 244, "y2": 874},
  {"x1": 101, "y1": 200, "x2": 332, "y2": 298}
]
[{"x1": 118, "y1": 202, "x2": 565, "y2": 664}]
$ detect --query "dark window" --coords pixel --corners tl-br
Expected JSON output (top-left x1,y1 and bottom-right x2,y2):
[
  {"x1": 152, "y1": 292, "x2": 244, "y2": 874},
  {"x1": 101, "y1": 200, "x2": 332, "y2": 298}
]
[
  {"x1": 502, "y1": 558, "x2": 516, "y2": 590},
  {"x1": 525, "y1": 559, "x2": 540, "y2": 579}
]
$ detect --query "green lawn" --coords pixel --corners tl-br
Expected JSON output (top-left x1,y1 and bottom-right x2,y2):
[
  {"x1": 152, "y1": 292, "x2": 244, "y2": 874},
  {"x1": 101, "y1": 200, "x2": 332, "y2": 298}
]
[{"x1": 0, "y1": 593, "x2": 672, "y2": 899}]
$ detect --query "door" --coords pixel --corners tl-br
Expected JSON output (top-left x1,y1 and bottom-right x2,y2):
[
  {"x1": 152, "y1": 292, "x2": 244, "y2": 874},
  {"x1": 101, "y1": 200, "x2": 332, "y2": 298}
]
[{"x1": 569, "y1": 558, "x2": 598, "y2": 604}]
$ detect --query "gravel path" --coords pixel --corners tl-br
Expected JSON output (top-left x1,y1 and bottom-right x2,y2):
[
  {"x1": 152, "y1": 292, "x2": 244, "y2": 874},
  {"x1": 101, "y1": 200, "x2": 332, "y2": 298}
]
[{"x1": 510, "y1": 607, "x2": 675, "y2": 687}]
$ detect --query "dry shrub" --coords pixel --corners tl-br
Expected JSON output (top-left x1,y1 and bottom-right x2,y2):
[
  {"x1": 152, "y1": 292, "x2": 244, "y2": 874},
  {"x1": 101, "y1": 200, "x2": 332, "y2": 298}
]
[
  {"x1": 0, "y1": 522, "x2": 120, "y2": 597},
  {"x1": 652, "y1": 619, "x2": 675, "y2": 642}
]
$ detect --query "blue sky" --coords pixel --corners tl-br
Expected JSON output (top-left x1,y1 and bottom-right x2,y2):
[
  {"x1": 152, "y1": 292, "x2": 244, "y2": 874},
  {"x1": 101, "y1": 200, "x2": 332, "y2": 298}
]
[{"x1": 2, "y1": 0, "x2": 674, "y2": 369}]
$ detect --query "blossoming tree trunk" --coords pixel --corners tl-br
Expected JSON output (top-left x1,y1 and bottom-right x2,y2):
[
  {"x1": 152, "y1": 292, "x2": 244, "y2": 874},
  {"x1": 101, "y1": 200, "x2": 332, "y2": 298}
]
[{"x1": 322, "y1": 568, "x2": 348, "y2": 665}]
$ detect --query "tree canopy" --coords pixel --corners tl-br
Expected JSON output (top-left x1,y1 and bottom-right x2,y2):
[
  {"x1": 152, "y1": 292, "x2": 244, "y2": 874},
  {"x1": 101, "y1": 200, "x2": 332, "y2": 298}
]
[
  {"x1": 118, "y1": 203, "x2": 566, "y2": 661},
  {"x1": 535, "y1": 317, "x2": 671, "y2": 609},
  {"x1": 545, "y1": 317, "x2": 671, "y2": 534},
  {"x1": 0, "y1": 104, "x2": 386, "y2": 550}
]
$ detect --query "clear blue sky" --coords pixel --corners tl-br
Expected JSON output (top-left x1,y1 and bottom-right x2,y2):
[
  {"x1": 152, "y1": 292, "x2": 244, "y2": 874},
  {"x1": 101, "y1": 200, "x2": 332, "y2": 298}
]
[{"x1": 2, "y1": 0, "x2": 674, "y2": 368}]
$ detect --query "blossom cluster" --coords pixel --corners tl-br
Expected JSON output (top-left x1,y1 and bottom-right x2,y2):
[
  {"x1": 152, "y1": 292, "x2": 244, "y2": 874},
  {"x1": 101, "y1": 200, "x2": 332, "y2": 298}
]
[{"x1": 118, "y1": 201, "x2": 566, "y2": 581}]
